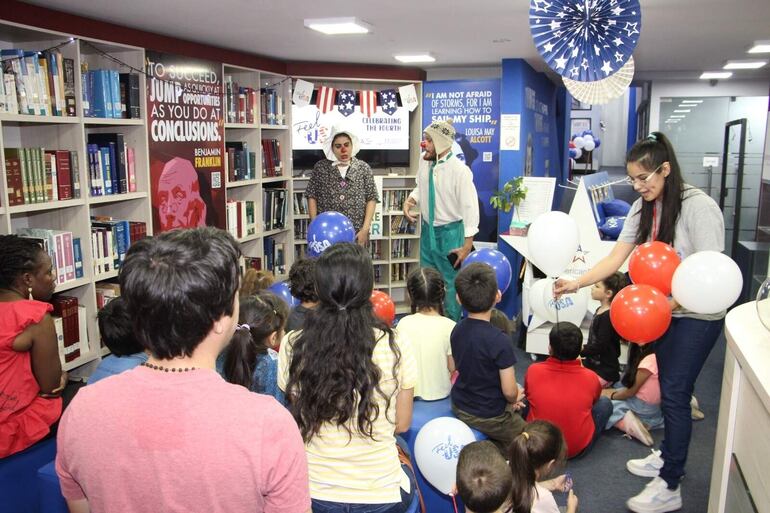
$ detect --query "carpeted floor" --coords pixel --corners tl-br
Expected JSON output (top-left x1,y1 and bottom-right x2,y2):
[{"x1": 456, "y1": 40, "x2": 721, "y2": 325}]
[{"x1": 512, "y1": 332, "x2": 725, "y2": 512}]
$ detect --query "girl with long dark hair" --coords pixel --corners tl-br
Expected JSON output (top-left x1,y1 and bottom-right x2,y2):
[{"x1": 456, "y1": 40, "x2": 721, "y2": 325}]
[
  {"x1": 278, "y1": 243, "x2": 417, "y2": 512},
  {"x1": 508, "y1": 420, "x2": 577, "y2": 513},
  {"x1": 555, "y1": 132, "x2": 725, "y2": 512},
  {"x1": 223, "y1": 290, "x2": 288, "y2": 404}
]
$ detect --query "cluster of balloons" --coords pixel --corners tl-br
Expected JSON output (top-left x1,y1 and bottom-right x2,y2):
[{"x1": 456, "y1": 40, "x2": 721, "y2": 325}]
[
  {"x1": 610, "y1": 242, "x2": 743, "y2": 344},
  {"x1": 569, "y1": 130, "x2": 601, "y2": 160}
]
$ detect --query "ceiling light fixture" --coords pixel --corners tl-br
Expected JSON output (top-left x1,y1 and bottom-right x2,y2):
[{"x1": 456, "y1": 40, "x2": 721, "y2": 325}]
[
  {"x1": 700, "y1": 72, "x2": 732, "y2": 80},
  {"x1": 723, "y1": 60, "x2": 767, "y2": 70},
  {"x1": 394, "y1": 53, "x2": 436, "y2": 63},
  {"x1": 670, "y1": 115, "x2": 686, "y2": 118},
  {"x1": 680, "y1": 100, "x2": 703, "y2": 104},
  {"x1": 748, "y1": 40, "x2": 770, "y2": 54},
  {"x1": 304, "y1": 17, "x2": 371, "y2": 35},
  {"x1": 673, "y1": 109, "x2": 691, "y2": 113}
]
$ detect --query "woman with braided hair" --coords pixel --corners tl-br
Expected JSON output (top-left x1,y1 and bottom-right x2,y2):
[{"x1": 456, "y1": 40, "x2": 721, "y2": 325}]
[{"x1": 0, "y1": 235, "x2": 65, "y2": 457}]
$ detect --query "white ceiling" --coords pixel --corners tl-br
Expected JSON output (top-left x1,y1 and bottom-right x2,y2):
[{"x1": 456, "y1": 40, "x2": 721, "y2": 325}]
[{"x1": 20, "y1": 0, "x2": 770, "y2": 80}]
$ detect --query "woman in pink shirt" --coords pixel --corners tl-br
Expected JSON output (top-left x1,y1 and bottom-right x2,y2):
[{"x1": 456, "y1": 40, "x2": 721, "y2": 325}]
[{"x1": 602, "y1": 343, "x2": 663, "y2": 446}]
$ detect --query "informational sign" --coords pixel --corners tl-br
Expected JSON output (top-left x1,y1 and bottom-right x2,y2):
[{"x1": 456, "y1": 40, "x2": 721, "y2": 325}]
[
  {"x1": 146, "y1": 51, "x2": 225, "y2": 232},
  {"x1": 370, "y1": 176, "x2": 384, "y2": 240},
  {"x1": 423, "y1": 79, "x2": 501, "y2": 242},
  {"x1": 500, "y1": 114, "x2": 521, "y2": 151}
]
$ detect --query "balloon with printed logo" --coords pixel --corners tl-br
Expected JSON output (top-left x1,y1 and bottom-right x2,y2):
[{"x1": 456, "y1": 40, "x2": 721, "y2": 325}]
[
  {"x1": 414, "y1": 417, "x2": 477, "y2": 495},
  {"x1": 541, "y1": 283, "x2": 588, "y2": 325},
  {"x1": 671, "y1": 251, "x2": 743, "y2": 314},
  {"x1": 628, "y1": 241, "x2": 681, "y2": 296},
  {"x1": 527, "y1": 211, "x2": 580, "y2": 277},
  {"x1": 462, "y1": 249, "x2": 513, "y2": 294},
  {"x1": 268, "y1": 281, "x2": 299, "y2": 308},
  {"x1": 306, "y1": 211, "x2": 355, "y2": 257},
  {"x1": 610, "y1": 284, "x2": 671, "y2": 344},
  {"x1": 370, "y1": 290, "x2": 396, "y2": 326}
]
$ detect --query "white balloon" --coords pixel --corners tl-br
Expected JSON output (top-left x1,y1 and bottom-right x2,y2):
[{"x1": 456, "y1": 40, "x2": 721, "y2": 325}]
[
  {"x1": 583, "y1": 134, "x2": 594, "y2": 144},
  {"x1": 573, "y1": 136, "x2": 586, "y2": 149},
  {"x1": 573, "y1": 147, "x2": 583, "y2": 159},
  {"x1": 529, "y1": 279, "x2": 554, "y2": 321},
  {"x1": 527, "y1": 211, "x2": 580, "y2": 277},
  {"x1": 671, "y1": 251, "x2": 743, "y2": 314},
  {"x1": 414, "y1": 417, "x2": 477, "y2": 495},
  {"x1": 543, "y1": 285, "x2": 589, "y2": 325},
  {"x1": 583, "y1": 140, "x2": 596, "y2": 152}
]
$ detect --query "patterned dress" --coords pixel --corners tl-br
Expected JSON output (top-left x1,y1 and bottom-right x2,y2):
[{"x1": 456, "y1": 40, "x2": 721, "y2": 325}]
[{"x1": 305, "y1": 157, "x2": 379, "y2": 232}]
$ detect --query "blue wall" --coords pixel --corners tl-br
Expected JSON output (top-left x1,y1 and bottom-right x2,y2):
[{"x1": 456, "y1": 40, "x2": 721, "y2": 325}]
[{"x1": 497, "y1": 59, "x2": 567, "y2": 317}]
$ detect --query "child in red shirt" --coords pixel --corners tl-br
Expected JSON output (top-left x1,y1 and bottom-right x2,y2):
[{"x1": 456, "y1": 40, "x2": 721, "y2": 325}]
[{"x1": 525, "y1": 322, "x2": 612, "y2": 458}]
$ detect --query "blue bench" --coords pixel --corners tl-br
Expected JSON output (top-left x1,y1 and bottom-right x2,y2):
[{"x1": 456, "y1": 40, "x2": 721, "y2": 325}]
[
  {"x1": 0, "y1": 438, "x2": 56, "y2": 513},
  {"x1": 402, "y1": 397, "x2": 488, "y2": 513},
  {"x1": 37, "y1": 461, "x2": 68, "y2": 513}
]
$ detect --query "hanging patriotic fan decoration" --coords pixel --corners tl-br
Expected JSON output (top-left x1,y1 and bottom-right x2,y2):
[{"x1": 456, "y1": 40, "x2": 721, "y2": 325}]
[
  {"x1": 564, "y1": 56, "x2": 635, "y2": 105},
  {"x1": 530, "y1": 0, "x2": 642, "y2": 82}
]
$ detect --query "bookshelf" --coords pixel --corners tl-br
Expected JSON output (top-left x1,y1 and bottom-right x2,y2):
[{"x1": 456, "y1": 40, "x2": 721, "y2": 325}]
[
  {"x1": 291, "y1": 80, "x2": 423, "y2": 313},
  {"x1": 1, "y1": 21, "x2": 294, "y2": 375}
]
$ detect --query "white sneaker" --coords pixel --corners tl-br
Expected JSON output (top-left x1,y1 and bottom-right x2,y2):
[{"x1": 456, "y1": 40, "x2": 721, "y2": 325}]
[
  {"x1": 627, "y1": 477, "x2": 682, "y2": 513},
  {"x1": 622, "y1": 411, "x2": 654, "y2": 446},
  {"x1": 627, "y1": 449, "x2": 664, "y2": 477}
]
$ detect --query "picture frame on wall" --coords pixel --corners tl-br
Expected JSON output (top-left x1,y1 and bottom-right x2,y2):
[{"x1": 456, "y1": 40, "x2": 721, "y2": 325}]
[
  {"x1": 571, "y1": 118, "x2": 592, "y2": 136},
  {"x1": 571, "y1": 97, "x2": 591, "y2": 111}
]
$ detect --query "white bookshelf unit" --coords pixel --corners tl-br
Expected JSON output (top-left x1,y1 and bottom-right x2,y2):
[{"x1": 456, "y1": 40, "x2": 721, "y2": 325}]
[{"x1": 0, "y1": 20, "x2": 294, "y2": 375}]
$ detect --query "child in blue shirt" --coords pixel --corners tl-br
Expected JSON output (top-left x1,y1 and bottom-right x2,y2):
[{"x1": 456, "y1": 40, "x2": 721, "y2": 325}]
[
  {"x1": 222, "y1": 290, "x2": 288, "y2": 404},
  {"x1": 89, "y1": 297, "x2": 148, "y2": 385}
]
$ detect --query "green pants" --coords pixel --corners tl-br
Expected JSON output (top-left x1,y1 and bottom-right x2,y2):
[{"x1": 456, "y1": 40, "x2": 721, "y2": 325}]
[
  {"x1": 420, "y1": 220, "x2": 465, "y2": 321},
  {"x1": 452, "y1": 404, "x2": 527, "y2": 455}
]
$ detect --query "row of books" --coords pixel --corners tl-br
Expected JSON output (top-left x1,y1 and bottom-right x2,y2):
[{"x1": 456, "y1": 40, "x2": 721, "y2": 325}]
[
  {"x1": 225, "y1": 141, "x2": 257, "y2": 183},
  {"x1": 17, "y1": 228, "x2": 84, "y2": 286},
  {"x1": 373, "y1": 264, "x2": 385, "y2": 286},
  {"x1": 51, "y1": 295, "x2": 88, "y2": 363},
  {"x1": 264, "y1": 188, "x2": 288, "y2": 231},
  {"x1": 95, "y1": 282, "x2": 121, "y2": 310},
  {"x1": 391, "y1": 262, "x2": 417, "y2": 283},
  {"x1": 87, "y1": 133, "x2": 137, "y2": 196},
  {"x1": 264, "y1": 237, "x2": 286, "y2": 275},
  {"x1": 225, "y1": 200, "x2": 257, "y2": 240},
  {"x1": 90, "y1": 218, "x2": 146, "y2": 275},
  {"x1": 81, "y1": 66, "x2": 141, "y2": 119},
  {"x1": 261, "y1": 88, "x2": 285, "y2": 126},
  {"x1": 261, "y1": 138, "x2": 282, "y2": 177},
  {"x1": 239, "y1": 255, "x2": 263, "y2": 274},
  {"x1": 224, "y1": 77, "x2": 258, "y2": 125},
  {"x1": 383, "y1": 189, "x2": 411, "y2": 212},
  {"x1": 294, "y1": 218, "x2": 309, "y2": 241},
  {"x1": 0, "y1": 48, "x2": 76, "y2": 117},
  {"x1": 293, "y1": 192, "x2": 309, "y2": 215},
  {"x1": 391, "y1": 239, "x2": 414, "y2": 259},
  {"x1": 367, "y1": 240, "x2": 384, "y2": 261},
  {"x1": 4, "y1": 147, "x2": 81, "y2": 206},
  {"x1": 391, "y1": 215, "x2": 417, "y2": 235}
]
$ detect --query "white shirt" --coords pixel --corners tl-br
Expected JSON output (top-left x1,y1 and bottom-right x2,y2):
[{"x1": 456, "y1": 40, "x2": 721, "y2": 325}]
[
  {"x1": 395, "y1": 313, "x2": 455, "y2": 400},
  {"x1": 531, "y1": 483, "x2": 559, "y2": 513},
  {"x1": 408, "y1": 153, "x2": 479, "y2": 238}
]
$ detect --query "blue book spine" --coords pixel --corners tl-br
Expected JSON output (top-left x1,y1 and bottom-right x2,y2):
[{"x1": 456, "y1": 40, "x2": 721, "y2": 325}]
[
  {"x1": 110, "y1": 70, "x2": 121, "y2": 118},
  {"x1": 115, "y1": 220, "x2": 130, "y2": 266},
  {"x1": 90, "y1": 70, "x2": 106, "y2": 118},
  {"x1": 107, "y1": 142, "x2": 118, "y2": 194},
  {"x1": 99, "y1": 147, "x2": 113, "y2": 195},
  {"x1": 82, "y1": 70, "x2": 91, "y2": 117},
  {"x1": 72, "y1": 237, "x2": 84, "y2": 278}
]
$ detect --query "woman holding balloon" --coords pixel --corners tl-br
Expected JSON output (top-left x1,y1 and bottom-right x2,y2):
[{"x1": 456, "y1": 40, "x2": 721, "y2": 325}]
[{"x1": 554, "y1": 132, "x2": 726, "y2": 513}]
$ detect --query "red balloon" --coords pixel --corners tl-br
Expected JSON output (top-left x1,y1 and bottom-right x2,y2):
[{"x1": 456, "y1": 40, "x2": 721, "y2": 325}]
[
  {"x1": 610, "y1": 284, "x2": 672, "y2": 344},
  {"x1": 371, "y1": 290, "x2": 396, "y2": 326},
  {"x1": 628, "y1": 241, "x2": 681, "y2": 296}
]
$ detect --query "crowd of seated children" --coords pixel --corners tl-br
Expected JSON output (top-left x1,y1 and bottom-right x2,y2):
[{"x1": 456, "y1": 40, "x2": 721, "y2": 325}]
[{"x1": 396, "y1": 267, "x2": 455, "y2": 400}]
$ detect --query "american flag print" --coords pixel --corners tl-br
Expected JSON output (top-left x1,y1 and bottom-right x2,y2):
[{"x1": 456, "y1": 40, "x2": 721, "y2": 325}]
[
  {"x1": 316, "y1": 86, "x2": 336, "y2": 114},
  {"x1": 359, "y1": 90, "x2": 378, "y2": 117}
]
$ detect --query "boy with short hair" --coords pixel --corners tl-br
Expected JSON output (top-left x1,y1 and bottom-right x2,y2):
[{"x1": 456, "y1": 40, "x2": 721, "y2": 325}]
[
  {"x1": 451, "y1": 263, "x2": 524, "y2": 453},
  {"x1": 525, "y1": 322, "x2": 613, "y2": 458},
  {"x1": 88, "y1": 296, "x2": 148, "y2": 385},
  {"x1": 456, "y1": 440, "x2": 512, "y2": 513},
  {"x1": 286, "y1": 258, "x2": 318, "y2": 332}
]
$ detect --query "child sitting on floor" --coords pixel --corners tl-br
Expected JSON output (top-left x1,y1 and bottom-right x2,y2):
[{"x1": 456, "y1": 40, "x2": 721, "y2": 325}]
[
  {"x1": 509, "y1": 420, "x2": 578, "y2": 513},
  {"x1": 602, "y1": 342, "x2": 663, "y2": 446},
  {"x1": 456, "y1": 440, "x2": 512, "y2": 513},
  {"x1": 396, "y1": 267, "x2": 455, "y2": 400},
  {"x1": 581, "y1": 272, "x2": 626, "y2": 387},
  {"x1": 222, "y1": 290, "x2": 288, "y2": 404},
  {"x1": 89, "y1": 297, "x2": 148, "y2": 385}
]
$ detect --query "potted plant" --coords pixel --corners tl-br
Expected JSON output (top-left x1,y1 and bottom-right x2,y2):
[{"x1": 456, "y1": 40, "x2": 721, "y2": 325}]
[{"x1": 490, "y1": 176, "x2": 529, "y2": 235}]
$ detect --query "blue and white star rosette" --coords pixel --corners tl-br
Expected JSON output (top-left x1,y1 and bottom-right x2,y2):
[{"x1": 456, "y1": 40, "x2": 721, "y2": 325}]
[
  {"x1": 379, "y1": 89, "x2": 399, "y2": 116},
  {"x1": 337, "y1": 89, "x2": 356, "y2": 117},
  {"x1": 530, "y1": 0, "x2": 641, "y2": 82}
]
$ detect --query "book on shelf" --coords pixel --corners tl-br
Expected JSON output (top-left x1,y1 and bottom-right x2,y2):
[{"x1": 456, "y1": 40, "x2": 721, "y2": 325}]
[
  {"x1": 260, "y1": 88, "x2": 284, "y2": 125},
  {"x1": 261, "y1": 138, "x2": 282, "y2": 177},
  {"x1": 87, "y1": 133, "x2": 129, "y2": 195},
  {"x1": 224, "y1": 141, "x2": 256, "y2": 183},
  {"x1": 16, "y1": 228, "x2": 78, "y2": 285},
  {"x1": 0, "y1": 48, "x2": 74, "y2": 117},
  {"x1": 263, "y1": 188, "x2": 287, "y2": 231},
  {"x1": 89, "y1": 217, "x2": 146, "y2": 275},
  {"x1": 118, "y1": 73, "x2": 140, "y2": 119},
  {"x1": 224, "y1": 76, "x2": 258, "y2": 124},
  {"x1": 225, "y1": 200, "x2": 257, "y2": 240},
  {"x1": 368, "y1": 240, "x2": 383, "y2": 261},
  {"x1": 391, "y1": 239, "x2": 413, "y2": 259},
  {"x1": 390, "y1": 262, "x2": 415, "y2": 283},
  {"x1": 384, "y1": 190, "x2": 410, "y2": 212},
  {"x1": 293, "y1": 218, "x2": 309, "y2": 241},
  {"x1": 292, "y1": 191, "x2": 308, "y2": 215},
  {"x1": 95, "y1": 282, "x2": 121, "y2": 310},
  {"x1": 51, "y1": 295, "x2": 81, "y2": 363},
  {"x1": 239, "y1": 255, "x2": 263, "y2": 274},
  {"x1": 3, "y1": 147, "x2": 78, "y2": 205},
  {"x1": 264, "y1": 237, "x2": 286, "y2": 275},
  {"x1": 80, "y1": 65, "x2": 140, "y2": 119}
]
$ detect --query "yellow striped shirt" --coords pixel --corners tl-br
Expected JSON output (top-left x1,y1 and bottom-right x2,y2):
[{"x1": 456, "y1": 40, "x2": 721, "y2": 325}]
[{"x1": 278, "y1": 329, "x2": 417, "y2": 504}]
